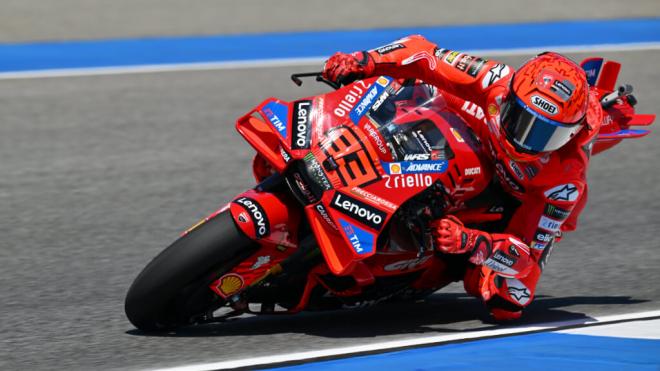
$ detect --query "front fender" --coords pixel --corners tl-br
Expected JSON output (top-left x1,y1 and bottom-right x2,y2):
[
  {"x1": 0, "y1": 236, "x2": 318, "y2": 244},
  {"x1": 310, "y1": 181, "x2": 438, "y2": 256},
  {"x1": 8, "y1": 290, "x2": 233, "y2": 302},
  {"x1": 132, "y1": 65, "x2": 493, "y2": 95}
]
[{"x1": 229, "y1": 189, "x2": 301, "y2": 248}]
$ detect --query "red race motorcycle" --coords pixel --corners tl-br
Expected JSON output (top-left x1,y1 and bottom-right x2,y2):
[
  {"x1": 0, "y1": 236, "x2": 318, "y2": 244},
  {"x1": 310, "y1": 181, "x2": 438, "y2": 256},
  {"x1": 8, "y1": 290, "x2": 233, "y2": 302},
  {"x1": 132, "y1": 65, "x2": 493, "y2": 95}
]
[{"x1": 125, "y1": 58, "x2": 653, "y2": 331}]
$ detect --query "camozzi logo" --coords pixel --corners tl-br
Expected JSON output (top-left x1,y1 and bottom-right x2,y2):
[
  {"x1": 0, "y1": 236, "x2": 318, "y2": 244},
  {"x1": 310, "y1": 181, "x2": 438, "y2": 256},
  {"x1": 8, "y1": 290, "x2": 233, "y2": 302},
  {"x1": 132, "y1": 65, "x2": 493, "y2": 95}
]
[
  {"x1": 531, "y1": 95, "x2": 559, "y2": 115},
  {"x1": 331, "y1": 192, "x2": 386, "y2": 230}
]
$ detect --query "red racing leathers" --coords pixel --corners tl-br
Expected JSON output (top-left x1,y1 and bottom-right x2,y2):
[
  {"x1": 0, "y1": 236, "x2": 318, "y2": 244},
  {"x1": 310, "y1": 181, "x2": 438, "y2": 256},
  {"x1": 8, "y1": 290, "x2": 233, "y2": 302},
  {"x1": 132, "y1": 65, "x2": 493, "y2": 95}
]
[{"x1": 326, "y1": 35, "x2": 603, "y2": 320}]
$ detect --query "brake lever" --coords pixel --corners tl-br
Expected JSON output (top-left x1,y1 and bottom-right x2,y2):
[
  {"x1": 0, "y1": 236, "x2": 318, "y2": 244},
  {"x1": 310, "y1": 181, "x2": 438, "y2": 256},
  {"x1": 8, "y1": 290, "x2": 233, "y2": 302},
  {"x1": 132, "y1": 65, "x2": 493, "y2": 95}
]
[
  {"x1": 290, "y1": 72, "x2": 340, "y2": 90},
  {"x1": 315, "y1": 75, "x2": 341, "y2": 90}
]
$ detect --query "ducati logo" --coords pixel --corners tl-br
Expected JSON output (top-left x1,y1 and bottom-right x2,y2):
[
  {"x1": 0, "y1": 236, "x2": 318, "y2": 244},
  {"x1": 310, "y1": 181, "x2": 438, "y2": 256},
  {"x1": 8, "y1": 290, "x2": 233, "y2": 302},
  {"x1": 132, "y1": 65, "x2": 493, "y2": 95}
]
[{"x1": 238, "y1": 212, "x2": 249, "y2": 223}]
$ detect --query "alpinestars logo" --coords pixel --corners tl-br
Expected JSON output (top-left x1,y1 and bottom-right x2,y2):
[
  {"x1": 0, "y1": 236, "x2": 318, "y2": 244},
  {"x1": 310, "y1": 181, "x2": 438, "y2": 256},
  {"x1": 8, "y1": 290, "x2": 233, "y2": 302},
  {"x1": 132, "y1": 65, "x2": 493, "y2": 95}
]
[
  {"x1": 508, "y1": 287, "x2": 530, "y2": 303},
  {"x1": 331, "y1": 192, "x2": 386, "y2": 230},
  {"x1": 544, "y1": 183, "x2": 579, "y2": 202},
  {"x1": 506, "y1": 278, "x2": 531, "y2": 305},
  {"x1": 292, "y1": 100, "x2": 312, "y2": 149},
  {"x1": 481, "y1": 63, "x2": 510, "y2": 89},
  {"x1": 233, "y1": 197, "x2": 270, "y2": 239}
]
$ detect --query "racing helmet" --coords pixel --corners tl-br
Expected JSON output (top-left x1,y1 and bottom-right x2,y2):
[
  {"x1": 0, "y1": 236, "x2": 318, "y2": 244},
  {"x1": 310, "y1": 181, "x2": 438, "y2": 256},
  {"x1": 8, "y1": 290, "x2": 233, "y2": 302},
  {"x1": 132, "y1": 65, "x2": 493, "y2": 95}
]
[{"x1": 499, "y1": 52, "x2": 589, "y2": 161}]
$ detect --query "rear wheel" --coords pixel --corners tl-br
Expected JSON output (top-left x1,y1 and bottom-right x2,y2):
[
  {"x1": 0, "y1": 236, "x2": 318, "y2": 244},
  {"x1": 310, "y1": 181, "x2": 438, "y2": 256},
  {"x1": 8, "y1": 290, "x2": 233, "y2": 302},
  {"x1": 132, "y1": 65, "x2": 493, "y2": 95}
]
[{"x1": 124, "y1": 210, "x2": 257, "y2": 331}]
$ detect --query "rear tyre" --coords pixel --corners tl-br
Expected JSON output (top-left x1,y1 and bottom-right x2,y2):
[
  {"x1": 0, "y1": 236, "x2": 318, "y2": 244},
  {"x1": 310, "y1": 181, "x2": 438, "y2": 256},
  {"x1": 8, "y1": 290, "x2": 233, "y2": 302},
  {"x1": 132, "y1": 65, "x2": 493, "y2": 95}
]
[{"x1": 124, "y1": 210, "x2": 256, "y2": 331}]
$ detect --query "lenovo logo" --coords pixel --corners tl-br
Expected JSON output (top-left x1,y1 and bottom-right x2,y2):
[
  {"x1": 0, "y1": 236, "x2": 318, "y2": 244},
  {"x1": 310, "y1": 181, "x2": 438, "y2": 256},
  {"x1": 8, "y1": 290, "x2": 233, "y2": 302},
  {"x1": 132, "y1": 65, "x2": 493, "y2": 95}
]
[
  {"x1": 331, "y1": 192, "x2": 386, "y2": 230},
  {"x1": 292, "y1": 100, "x2": 312, "y2": 149}
]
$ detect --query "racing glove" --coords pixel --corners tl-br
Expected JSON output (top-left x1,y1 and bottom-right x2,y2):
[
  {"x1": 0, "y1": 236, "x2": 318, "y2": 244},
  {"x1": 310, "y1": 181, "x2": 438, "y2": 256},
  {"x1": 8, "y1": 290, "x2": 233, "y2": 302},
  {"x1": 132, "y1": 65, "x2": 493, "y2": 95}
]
[
  {"x1": 322, "y1": 51, "x2": 375, "y2": 86},
  {"x1": 431, "y1": 215, "x2": 533, "y2": 279}
]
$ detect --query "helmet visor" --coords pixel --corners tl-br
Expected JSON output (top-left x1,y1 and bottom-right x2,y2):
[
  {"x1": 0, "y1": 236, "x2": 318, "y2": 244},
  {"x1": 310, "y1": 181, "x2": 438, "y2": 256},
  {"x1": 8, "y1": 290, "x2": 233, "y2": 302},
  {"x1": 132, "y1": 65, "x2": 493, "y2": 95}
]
[{"x1": 502, "y1": 96, "x2": 583, "y2": 154}]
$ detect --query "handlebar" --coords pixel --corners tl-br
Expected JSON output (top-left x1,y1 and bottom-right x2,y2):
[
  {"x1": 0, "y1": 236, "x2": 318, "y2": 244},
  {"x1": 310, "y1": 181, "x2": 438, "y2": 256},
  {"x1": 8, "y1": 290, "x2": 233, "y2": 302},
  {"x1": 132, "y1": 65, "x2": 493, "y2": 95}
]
[{"x1": 290, "y1": 72, "x2": 341, "y2": 90}]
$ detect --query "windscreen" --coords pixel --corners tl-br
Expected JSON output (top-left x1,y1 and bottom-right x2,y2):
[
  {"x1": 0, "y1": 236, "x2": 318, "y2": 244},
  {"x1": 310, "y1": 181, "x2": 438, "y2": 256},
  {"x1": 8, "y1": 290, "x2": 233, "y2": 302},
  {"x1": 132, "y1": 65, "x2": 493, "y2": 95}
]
[{"x1": 362, "y1": 83, "x2": 453, "y2": 162}]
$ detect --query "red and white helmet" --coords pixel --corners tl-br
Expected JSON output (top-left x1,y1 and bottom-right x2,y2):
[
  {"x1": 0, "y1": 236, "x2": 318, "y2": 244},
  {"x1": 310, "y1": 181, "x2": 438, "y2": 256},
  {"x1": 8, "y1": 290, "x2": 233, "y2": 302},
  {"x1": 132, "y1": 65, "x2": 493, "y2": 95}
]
[{"x1": 499, "y1": 52, "x2": 589, "y2": 161}]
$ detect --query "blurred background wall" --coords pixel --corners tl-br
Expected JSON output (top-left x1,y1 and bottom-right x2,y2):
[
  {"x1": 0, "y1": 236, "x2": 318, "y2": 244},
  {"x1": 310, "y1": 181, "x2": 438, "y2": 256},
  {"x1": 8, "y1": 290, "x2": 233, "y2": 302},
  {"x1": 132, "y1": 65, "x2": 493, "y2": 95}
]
[{"x1": 1, "y1": 0, "x2": 658, "y2": 42}]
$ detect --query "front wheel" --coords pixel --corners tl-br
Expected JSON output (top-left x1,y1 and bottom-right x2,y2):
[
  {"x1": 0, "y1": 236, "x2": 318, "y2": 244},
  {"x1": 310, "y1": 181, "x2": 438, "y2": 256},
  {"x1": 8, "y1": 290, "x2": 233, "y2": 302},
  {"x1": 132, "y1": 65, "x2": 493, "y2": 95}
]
[{"x1": 124, "y1": 210, "x2": 257, "y2": 331}]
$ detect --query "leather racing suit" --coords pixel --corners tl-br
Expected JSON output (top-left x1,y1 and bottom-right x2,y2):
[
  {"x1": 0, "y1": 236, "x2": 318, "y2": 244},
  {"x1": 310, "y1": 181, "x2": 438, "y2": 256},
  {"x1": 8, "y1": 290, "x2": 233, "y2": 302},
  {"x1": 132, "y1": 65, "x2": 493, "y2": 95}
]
[{"x1": 330, "y1": 35, "x2": 603, "y2": 319}]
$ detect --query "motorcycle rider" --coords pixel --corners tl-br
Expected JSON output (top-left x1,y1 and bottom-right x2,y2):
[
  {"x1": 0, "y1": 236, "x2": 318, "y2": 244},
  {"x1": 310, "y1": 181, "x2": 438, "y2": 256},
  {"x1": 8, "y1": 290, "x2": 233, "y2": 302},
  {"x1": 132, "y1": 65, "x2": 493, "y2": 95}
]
[{"x1": 322, "y1": 35, "x2": 604, "y2": 321}]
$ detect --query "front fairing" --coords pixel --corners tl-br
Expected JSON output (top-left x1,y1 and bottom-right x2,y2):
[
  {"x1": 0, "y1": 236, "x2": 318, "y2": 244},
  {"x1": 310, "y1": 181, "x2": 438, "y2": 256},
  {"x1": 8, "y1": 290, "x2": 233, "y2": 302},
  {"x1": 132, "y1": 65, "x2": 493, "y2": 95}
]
[{"x1": 236, "y1": 77, "x2": 491, "y2": 274}]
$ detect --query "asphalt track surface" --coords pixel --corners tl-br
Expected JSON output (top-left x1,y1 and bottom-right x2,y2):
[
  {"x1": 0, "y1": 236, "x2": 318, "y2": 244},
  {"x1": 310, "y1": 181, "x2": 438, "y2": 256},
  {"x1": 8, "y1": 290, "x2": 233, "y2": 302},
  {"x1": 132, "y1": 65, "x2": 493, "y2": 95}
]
[{"x1": 1, "y1": 48, "x2": 658, "y2": 370}]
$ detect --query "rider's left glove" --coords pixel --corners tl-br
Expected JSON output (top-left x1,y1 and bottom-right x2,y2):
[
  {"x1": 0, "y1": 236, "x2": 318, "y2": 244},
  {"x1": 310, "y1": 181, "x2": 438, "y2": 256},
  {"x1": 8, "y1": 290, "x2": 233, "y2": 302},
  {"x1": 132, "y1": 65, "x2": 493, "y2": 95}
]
[{"x1": 322, "y1": 51, "x2": 375, "y2": 86}]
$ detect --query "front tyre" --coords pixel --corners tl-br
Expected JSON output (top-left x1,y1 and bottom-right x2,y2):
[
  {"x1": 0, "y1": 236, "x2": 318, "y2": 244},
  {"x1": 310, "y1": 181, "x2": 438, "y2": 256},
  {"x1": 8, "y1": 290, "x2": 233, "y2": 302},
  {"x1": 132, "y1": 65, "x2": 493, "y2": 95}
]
[{"x1": 124, "y1": 210, "x2": 257, "y2": 331}]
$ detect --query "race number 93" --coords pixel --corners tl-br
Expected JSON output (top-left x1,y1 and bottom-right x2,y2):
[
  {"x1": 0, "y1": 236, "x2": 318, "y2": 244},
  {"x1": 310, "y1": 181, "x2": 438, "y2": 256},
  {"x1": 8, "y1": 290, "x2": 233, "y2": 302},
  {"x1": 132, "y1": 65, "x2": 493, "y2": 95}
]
[{"x1": 322, "y1": 126, "x2": 379, "y2": 187}]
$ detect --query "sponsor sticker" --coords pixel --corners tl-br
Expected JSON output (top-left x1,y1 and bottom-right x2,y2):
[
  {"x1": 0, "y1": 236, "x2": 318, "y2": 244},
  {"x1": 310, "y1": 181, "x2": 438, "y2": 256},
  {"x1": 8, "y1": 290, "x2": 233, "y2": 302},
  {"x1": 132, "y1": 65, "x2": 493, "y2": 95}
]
[
  {"x1": 455, "y1": 54, "x2": 473, "y2": 72},
  {"x1": 215, "y1": 273, "x2": 244, "y2": 298},
  {"x1": 465, "y1": 167, "x2": 481, "y2": 176},
  {"x1": 481, "y1": 63, "x2": 510, "y2": 89},
  {"x1": 544, "y1": 204, "x2": 571, "y2": 220},
  {"x1": 280, "y1": 147, "x2": 291, "y2": 163},
  {"x1": 375, "y1": 43, "x2": 405, "y2": 55},
  {"x1": 581, "y1": 58, "x2": 603, "y2": 86},
  {"x1": 331, "y1": 192, "x2": 387, "y2": 230},
  {"x1": 524, "y1": 164, "x2": 538, "y2": 179},
  {"x1": 461, "y1": 101, "x2": 485, "y2": 121},
  {"x1": 315, "y1": 203, "x2": 338, "y2": 230},
  {"x1": 434, "y1": 48, "x2": 450, "y2": 58},
  {"x1": 445, "y1": 51, "x2": 461, "y2": 65},
  {"x1": 293, "y1": 172, "x2": 316, "y2": 203},
  {"x1": 551, "y1": 80, "x2": 574, "y2": 102},
  {"x1": 304, "y1": 153, "x2": 332, "y2": 191},
  {"x1": 233, "y1": 197, "x2": 270, "y2": 239},
  {"x1": 544, "y1": 183, "x2": 579, "y2": 202},
  {"x1": 532, "y1": 241, "x2": 547, "y2": 250},
  {"x1": 488, "y1": 205, "x2": 504, "y2": 213},
  {"x1": 412, "y1": 129, "x2": 433, "y2": 152},
  {"x1": 338, "y1": 218, "x2": 375, "y2": 255},
  {"x1": 250, "y1": 255, "x2": 271, "y2": 270},
  {"x1": 467, "y1": 58, "x2": 487, "y2": 77},
  {"x1": 506, "y1": 278, "x2": 531, "y2": 305},
  {"x1": 263, "y1": 101, "x2": 289, "y2": 139},
  {"x1": 492, "y1": 250, "x2": 516, "y2": 267},
  {"x1": 383, "y1": 160, "x2": 448, "y2": 174},
  {"x1": 531, "y1": 95, "x2": 559, "y2": 115},
  {"x1": 291, "y1": 100, "x2": 312, "y2": 149},
  {"x1": 349, "y1": 79, "x2": 391, "y2": 124},
  {"x1": 388, "y1": 162, "x2": 402, "y2": 174},
  {"x1": 495, "y1": 162, "x2": 524, "y2": 193},
  {"x1": 538, "y1": 215, "x2": 562, "y2": 233},
  {"x1": 484, "y1": 258, "x2": 517, "y2": 277},
  {"x1": 334, "y1": 80, "x2": 371, "y2": 118},
  {"x1": 384, "y1": 174, "x2": 433, "y2": 189},
  {"x1": 403, "y1": 153, "x2": 431, "y2": 161},
  {"x1": 450, "y1": 127, "x2": 465, "y2": 142},
  {"x1": 363, "y1": 121, "x2": 389, "y2": 156},
  {"x1": 237, "y1": 212, "x2": 249, "y2": 224},
  {"x1": 350, "y1": 186, "x2": 397, "y2": 211},
  {"x1": 509, "y1": 160, "x2": 525, "y2": 180},
  {"x1": 534, "y1": 229, "x2": 554, "y2": 243}
]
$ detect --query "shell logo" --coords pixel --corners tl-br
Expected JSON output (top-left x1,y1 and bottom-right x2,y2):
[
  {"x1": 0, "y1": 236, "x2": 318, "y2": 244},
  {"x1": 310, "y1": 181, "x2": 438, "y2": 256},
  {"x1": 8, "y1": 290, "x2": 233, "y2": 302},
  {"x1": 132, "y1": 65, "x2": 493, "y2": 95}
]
[
  {"x1": 389, "y1": 163, "x2": 402, "y2": 174},
  {"x1": 450, "y1": 128, "x2": 465, "y2": 143},
  {"x1": 216, "y1": 273, "x2": 244, "y2": 298},
  {"x1": 376, "y1": 76, "x2": 390, "y2": 87},
  {"x1": 488, "y1": 104, "x2": 499, "y2": 116}
]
